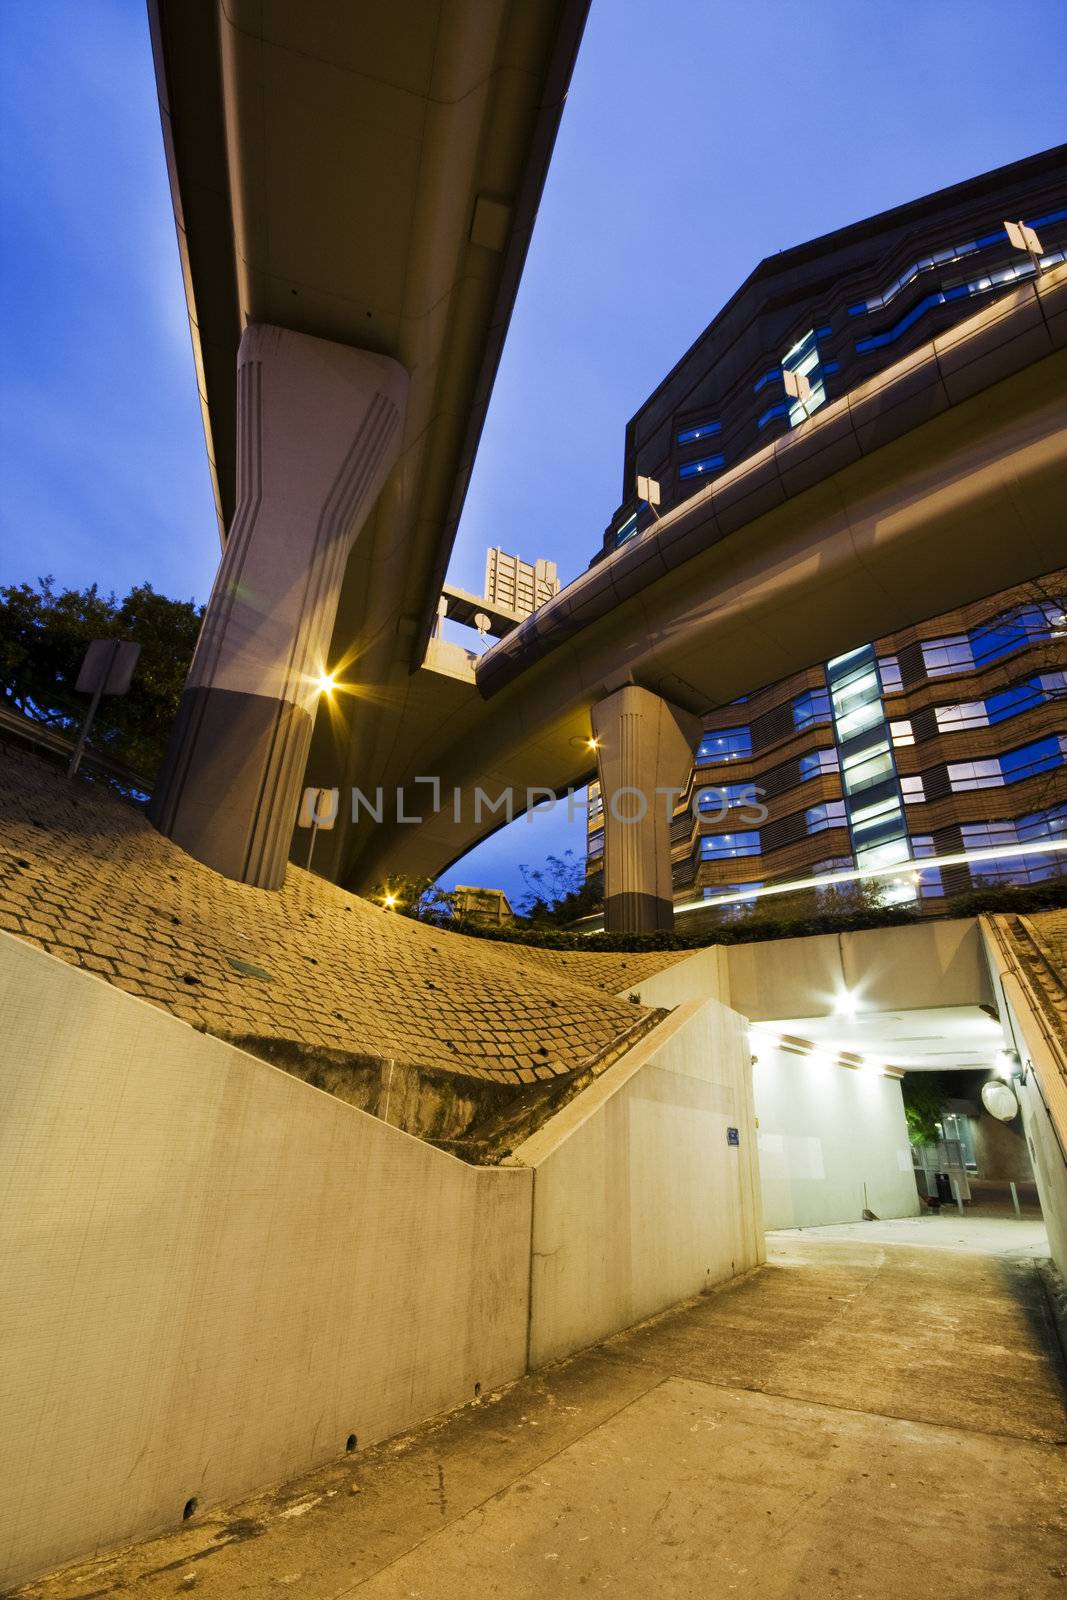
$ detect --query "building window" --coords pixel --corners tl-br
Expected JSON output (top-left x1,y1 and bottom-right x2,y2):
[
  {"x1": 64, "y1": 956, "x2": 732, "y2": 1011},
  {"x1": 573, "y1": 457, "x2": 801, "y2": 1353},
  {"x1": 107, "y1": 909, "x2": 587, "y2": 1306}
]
[
  {"x1": 792, "y1": 688, "x2": 832, "y2": 729},
  {"x1": 854, "y1": 254, "x2": 1067, "y2": 355},
  {"x1": 935, "y1": 701, "x2": 989, "y2": 732},
  {"x1": 703, "y1": 881, "x2": 763, "y2": 915},
  {"x1": 805, "y1": 800, "x2": 848, "y2": 834},
  {"x1": 614, "y1": 512, "x2": 638, "y2": 547},
  {"x1": 847, "y1": 208, "x2": 1067, "y2": 317},
  {"x1": 586, "y1": 828, "x2": 604, "y2": 858},
  {"x1": 900, "y1": 774, "x2": 926, "y2": 803},
  {"x1": 698, "y1": 782, "x2": 760, "y2": 812},
  {"x1": 971, "y1": 605, "x2": 1062, "y2": 666},
  {"x1": 878, "y1": 655, "x2": 904, "y2": 694},
  {"x1": 921, "y1": 635, "x2": 974, "y2": 678},
  {"x1": 910, "y1": 835, "x2": 944, "y2": 897},
  {"x1": 799, "y1": 748, "x2": 839, "y2": 780},
  {"x1": 701, "y1": 831, "x2": 761, "y2": 860},
  {"x1": 1018, "y1": 804, "x2": 1067, "y2": 843},
  {"x1": 948, "y1": 735, "x2": 1066, "y2": 791},
  {"x1": 890, "y1": 719, "x2": 915, "y2": 746},
  {"x1": 782, "y1": 328, "x2": 828, "y2": 426},
  {"x1": 841, "y1": 739, "x2": 894, "y2": 795},
  {"x1": 697, "y1": 727, "x2": 752, "y2": 764},
  {"x1": 676, "y1": 419, "x2": 721, "y2": 444},
  {"x1": 678, "y1": 453, "x2": 725, "y2": 480}
]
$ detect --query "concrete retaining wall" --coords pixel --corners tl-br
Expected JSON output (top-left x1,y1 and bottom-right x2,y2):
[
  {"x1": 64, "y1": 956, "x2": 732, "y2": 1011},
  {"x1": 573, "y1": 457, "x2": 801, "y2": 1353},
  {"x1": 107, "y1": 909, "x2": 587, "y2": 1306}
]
[
  {"x1": 509, "y1": 998, "x2": 764, "y2": 1369},
  {"x1": 0, "y1": 935, "x2": 764, "y2": 1588},
  {"x1": 0, "y1": 934, "x2": 532, "y2": 1587}
]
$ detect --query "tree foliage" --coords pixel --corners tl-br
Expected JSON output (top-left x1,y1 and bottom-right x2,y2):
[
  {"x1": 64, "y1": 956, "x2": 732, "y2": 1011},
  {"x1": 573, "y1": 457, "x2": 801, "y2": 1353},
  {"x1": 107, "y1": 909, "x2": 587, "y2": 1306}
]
[
  {"x1": 516, "y1": 848, "x2": 601, "y2": 925},
  {"x1": 0, "y1": 576, "x2": 203, "y2": 777},
  {"x1": 370, "y1": 876, "x2": 457, "y2": 923},
  {"x1": 900, "y1": 1072, "x2": 953, "y2": 1146}
]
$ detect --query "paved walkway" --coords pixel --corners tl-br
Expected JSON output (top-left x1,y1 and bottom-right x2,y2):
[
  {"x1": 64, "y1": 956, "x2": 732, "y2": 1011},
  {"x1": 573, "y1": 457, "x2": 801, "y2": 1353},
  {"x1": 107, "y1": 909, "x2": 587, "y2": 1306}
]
[{"x1": 14, "y1": 1222, "x2": 1066, "y2": 1600}]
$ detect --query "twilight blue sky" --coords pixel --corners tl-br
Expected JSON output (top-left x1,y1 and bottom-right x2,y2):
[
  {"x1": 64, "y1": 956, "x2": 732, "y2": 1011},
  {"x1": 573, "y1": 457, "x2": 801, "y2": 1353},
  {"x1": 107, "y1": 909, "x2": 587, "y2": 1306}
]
[{"x1": 2, "y1": 0, "x2": 1065, "y2": 899}]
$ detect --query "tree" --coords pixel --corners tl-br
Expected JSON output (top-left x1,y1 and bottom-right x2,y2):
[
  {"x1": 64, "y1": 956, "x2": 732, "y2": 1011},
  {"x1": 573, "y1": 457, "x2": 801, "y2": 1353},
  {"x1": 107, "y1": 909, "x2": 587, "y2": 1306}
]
[
  {"x1": 516, "y1": 849, "x2": 601, "y2": 925},
  {"x1": 0, "y1": 576, "x2": 202, "y2": 777},
  {"x1": 901, "y1": 1072, "x2": 952, "y2": 1146},
  {"x1": 370, "y1": 876, "x2": 457, "y2": 923}
]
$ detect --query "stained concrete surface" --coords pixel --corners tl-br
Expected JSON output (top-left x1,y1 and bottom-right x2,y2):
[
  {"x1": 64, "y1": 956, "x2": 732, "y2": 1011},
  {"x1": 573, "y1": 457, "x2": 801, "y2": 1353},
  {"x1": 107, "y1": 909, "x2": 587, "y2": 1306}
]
[{"x1": 10, "y1": 1227, "x2": 1067, "y2": 1600}]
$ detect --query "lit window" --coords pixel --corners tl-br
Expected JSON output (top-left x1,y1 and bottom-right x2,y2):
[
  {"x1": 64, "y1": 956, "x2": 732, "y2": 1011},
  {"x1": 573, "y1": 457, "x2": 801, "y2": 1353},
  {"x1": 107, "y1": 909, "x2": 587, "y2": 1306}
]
[
  {"x1": 922, "y1": 636, "x2": 974, "y2": 678},
  {"x1": 841, "y1": 740, "x2": 894, "y2": 795},
  {"x1": 900, "y1": 774, "x2": 926, "y2": 803},
  {"x1": 782, "y1": 328, "x2": 828, "y2": 426},
  {"x1": 935, "y1": 701, "x2": 989, "y2": 732},
  {"x1": 799, "y1": 748, "x2": 839, "y2": 780},
  {"x1": 890, "y1": 720, "x2": 914, "y2": 746},
  {"x1": 697, "y1": 727, "x2": 752, "y2": 764},
  {"x1": 855, "y1": 836, "x2": 910, "y2": 869},
  {"x1": 855, "y1": 250, "x2": 1067, "y2": 353},
  {"x1": 848, "y1": 209, "x2": 1067, "y2": 316},
  {"x1": 676, "y1": 419, "x2": 721, "y2": 444},
  {"x1": 948, "y1": 735, "x2": 1066, "y2": 791},
  {"x1": 805, "y1": 800, "x2": 848, "y2": 834},
  {"x1": 614, "y1": 512, "x2": 638, "y2": 547},
  {"x1": 587, "y1": 829, "x2": 604, "y2": 858},
  {"x1": 678, "y1": 453, "x2": 725, "y2": 480},
  {"x1": 698, "y1": 783, "x2": 760, "y2": 813},
  {"x1": 701, "y1": 832, "x2": 761, "y2": 860}
]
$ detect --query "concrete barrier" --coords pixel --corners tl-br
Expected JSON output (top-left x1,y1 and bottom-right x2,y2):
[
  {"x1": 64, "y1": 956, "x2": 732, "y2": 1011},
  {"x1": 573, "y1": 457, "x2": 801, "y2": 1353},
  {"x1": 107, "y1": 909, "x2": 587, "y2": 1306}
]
[
  {"x1": 508, "y1": 997, "x2": 764, "y2": 1369},
  {"x1": 0, "y1": 934, "x2": 532, "y2": 1587}
]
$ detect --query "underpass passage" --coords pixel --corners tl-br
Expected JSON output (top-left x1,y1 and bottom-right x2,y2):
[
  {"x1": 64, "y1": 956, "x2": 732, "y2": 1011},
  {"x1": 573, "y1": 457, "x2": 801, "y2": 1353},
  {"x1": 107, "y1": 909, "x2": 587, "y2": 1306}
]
[{"x1": 15, "y1": 1224, "x2": 1066, "y2": 1600}]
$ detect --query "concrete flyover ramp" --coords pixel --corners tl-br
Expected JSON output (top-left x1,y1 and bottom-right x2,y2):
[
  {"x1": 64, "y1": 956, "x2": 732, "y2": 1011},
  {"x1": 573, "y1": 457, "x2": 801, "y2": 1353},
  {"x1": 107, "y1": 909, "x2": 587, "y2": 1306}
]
[{"x1": 341, "y1": 269, "x2": 1067, "y2": 890}]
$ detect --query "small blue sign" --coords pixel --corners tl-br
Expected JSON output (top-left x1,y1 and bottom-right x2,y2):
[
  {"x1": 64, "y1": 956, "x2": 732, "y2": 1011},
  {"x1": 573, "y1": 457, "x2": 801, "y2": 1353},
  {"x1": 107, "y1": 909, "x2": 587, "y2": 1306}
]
[{"x1": 727, "y1": 1126, "x2": 740, "y2": 1146}]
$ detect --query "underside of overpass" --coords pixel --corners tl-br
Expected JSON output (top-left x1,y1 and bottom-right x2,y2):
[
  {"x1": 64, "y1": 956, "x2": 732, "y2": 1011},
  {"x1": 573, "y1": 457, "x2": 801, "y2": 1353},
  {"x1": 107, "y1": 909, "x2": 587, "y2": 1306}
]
[{"x1": 146, "y1": 5, "x2": 1066, "y2": 927}]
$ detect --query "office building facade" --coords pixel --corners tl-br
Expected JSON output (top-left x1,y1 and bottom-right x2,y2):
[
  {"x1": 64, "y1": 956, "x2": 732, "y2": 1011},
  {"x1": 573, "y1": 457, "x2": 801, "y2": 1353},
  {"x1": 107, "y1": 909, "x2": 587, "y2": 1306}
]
[{"x1": 587, "y1": 148, "x2": 1067, "y2": 915}]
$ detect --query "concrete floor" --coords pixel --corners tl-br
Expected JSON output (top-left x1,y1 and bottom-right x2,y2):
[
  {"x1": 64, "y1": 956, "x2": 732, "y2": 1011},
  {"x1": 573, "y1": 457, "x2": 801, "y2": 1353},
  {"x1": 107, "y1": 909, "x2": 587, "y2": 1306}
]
[{"x1": 11, "y1": 1223, "x2": 1067, "y2": 1600}]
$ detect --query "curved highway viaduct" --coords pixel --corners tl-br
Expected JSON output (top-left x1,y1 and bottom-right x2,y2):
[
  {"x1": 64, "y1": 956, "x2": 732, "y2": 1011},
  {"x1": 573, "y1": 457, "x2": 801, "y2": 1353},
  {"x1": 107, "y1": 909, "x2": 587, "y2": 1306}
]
[
  {"x1": 328, "y1": 271, "x2": 1067, "y2": 928},
  {"x1": 143, "y1": 5, "x2": 1067, "y2": 930}
]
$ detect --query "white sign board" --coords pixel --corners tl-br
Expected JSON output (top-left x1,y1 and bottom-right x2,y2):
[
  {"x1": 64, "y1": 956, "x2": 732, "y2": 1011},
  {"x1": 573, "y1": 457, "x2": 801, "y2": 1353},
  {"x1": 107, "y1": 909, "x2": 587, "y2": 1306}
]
[
  {"x1": 298, "y1": 787, "x2": 339, "y2": 830},
  {"x1": 635, "y1": 474, "x2": 661, "y2": 506},
  {"x1": 75, "y1": 639, "x2": 141, "y2": 696}
]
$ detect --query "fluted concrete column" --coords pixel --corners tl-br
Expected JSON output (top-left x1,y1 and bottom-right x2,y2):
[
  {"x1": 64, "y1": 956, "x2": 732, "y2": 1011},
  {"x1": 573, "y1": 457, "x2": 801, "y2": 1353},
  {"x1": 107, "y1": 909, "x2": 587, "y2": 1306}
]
[
  {"x1": 592, "y1": 686, "x2": 701, "y2": 934},
  {"x1": 149, "y1": 324, "x2": 407, "y2": 888}
]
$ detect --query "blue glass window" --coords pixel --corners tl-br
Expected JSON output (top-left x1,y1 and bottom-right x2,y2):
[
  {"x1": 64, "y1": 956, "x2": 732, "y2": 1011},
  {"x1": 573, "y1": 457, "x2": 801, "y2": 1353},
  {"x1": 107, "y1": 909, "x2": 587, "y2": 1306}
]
[
  {"x1": 698, "y1": 782, "x2": 760, "y2": 812},
  {"x1": 854, "y1": 252, "x2": 1067, "y2": 354},
  {"x1": 949, "y1": 735, "x2": 1066, "y2": 792},
  {"x1": 805, "y1": 800, "x2": 848, "y2": 834},
  {"x1": 676, "y1": 419, "x2": 721, "y2": 444},
  {"x1": 792, "y1": 688, "x2": 832, "y2": 729},
  {"x1": 701, "y1": 831, "x2": 761, "y2": 860},
  {"x1": 849, "y1": 207, "x2": 1067, "y2": 316},
  {"x1": 799, "y1": 748, "x2": 839, "y2": 780},
  {"x1": 757, "y1": 401, "x2": 790, "y2": 430},
  {"x1": 678, "y1": 453, "x2": 725, "y2": 480},
  {"x1": 697, "y1": 727, "x2": 752, "y2": 764}
]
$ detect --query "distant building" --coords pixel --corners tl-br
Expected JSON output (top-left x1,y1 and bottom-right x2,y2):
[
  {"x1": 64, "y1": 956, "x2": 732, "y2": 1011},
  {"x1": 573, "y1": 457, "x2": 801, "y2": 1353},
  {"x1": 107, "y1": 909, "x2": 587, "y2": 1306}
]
[
  {"x1": 585, "y1": 147, "x2": 1067, "y2": 918},
  {"x1": 484, "y1": 547, "x2": 560, "y2": 618},
  {"x1": 452, "y1": 884, "x2": 514, "y2": 927}
]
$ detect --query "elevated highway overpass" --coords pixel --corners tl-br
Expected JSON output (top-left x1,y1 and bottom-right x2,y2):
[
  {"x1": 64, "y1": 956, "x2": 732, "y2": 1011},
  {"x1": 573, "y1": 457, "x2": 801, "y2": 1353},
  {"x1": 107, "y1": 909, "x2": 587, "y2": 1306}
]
[
  {"x1": 331, "y1": 271, "x2": 1067, "y2": 924},
  {"x1": 142, "y1": 5, "x2": 1067, "y2": 929}
]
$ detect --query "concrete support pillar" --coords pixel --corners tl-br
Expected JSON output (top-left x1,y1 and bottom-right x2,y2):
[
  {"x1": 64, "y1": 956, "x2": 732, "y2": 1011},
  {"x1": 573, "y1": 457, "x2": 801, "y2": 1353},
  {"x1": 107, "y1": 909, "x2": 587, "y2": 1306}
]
[
  {"x1": 591, "y1": 685, "x2": 701, "y2": 934},
  {"x1": 149, "y1": 324, "x2": 407, "y2": 888}
]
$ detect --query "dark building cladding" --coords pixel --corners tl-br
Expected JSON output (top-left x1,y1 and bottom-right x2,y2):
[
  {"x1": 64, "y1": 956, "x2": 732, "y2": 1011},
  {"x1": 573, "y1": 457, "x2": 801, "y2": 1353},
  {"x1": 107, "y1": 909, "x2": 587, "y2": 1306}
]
[{"x1": 586, "y1": 147, "x2": 1067, "y2": 917}]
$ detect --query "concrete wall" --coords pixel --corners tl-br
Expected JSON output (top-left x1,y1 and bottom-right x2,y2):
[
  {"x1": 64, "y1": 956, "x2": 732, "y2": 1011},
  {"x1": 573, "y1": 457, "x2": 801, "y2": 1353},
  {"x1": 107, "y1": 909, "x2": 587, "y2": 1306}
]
[
  {"x1": 509, "y1": 998, "x2": 764, "y2": 1369},
  {"x1": 751, "y1": 1041, "x2": 920, "y2": 1229},
  {"x1": 726, "y1": 918, "x2": 994, "y2": 1023},
  {"x1": 0, "y1": 934, "x2": 533, "y2": 1589},
  {"x1": 980, "y1": 922, "x2": 1067, "y2": 1278}
]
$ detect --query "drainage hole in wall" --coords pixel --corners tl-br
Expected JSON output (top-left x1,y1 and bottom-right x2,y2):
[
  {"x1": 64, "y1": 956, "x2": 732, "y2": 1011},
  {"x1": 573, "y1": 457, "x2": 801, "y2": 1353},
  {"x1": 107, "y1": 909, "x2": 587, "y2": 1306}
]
[
  {"x1": 474, "y1": 1382, "x2": 482, "y2": 1398},
  {"x1": 182, "y1": 1497, "x2": 198, "y2": 1521},
  {"x1": 345, "y1": 1434, "x2": 358, "y2": 1453}
]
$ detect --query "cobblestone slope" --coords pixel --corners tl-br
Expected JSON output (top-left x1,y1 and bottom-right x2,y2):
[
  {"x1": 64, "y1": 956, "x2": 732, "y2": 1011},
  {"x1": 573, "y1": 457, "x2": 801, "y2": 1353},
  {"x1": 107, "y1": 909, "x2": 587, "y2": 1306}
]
[{"x1": 0, "y1": 746, "x2": 657, "y2": 1086}]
